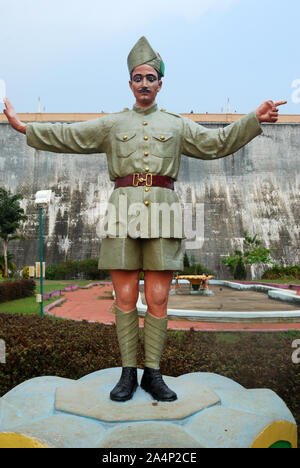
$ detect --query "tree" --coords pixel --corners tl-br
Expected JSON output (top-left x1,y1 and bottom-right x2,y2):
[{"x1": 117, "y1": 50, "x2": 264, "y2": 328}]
[
  {"x1": 0, "y1": 188, "x2": 28, "y2": 278},
  {"x1": 221, "y1": 230, "x2": 274, "y2": 280},
  {"x1": 183, "y1": 252, "x2": 190, "y2": 268},
  {"x1": 0, "y1": 252, "x2": 17, "y2": 278},
  {"x1": 234, "y1": 257, "x2": 247, "y2": 280}
]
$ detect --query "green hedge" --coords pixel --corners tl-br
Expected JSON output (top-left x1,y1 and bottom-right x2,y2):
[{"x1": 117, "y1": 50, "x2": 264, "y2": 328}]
[
  {"x1": 180, "y1": 263, "x2": 216, "y2": 276},
  {"x1": 45, "y1": 259, "x2": 108, "y2": 280},
  {"x1": 0, "y1": 279, "x2": 36, "y2": 303},
  {"x1": 262, "y1": 265, "x2": 300, "y2": 280}
]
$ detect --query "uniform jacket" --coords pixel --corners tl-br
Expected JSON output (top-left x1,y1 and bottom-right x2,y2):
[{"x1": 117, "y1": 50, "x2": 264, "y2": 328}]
[{"x1": 26, "y1": 102, "x2": 262, "y2": 238}]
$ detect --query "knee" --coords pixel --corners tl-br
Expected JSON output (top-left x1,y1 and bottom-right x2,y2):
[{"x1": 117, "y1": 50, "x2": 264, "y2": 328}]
[
  {"x1": 145, "y1": 284, "x2": 168, "y2": 309},
  {"x1": 115, "y1": 283, "x2": 139, "y2": 311}
]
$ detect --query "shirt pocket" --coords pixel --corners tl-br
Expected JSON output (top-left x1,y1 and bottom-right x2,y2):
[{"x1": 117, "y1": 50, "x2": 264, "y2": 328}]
[
  {"x1": 152, "y1": 133, "x2": 174, "y2": 158},
  {"x1": 115, "y1": 131, "x2": 136, "y2": 158}
]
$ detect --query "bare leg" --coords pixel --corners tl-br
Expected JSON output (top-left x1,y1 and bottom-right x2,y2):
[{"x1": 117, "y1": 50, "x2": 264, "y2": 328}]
[
  {"x1": 144, "y1": 270, "x2": 173, "y2": 318},
  {"x1": 110, "y1": 269, "x2": 140, "y2": 311}
]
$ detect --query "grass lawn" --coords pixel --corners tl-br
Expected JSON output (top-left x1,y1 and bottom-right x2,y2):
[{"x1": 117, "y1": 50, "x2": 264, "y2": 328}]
[{"x1": 0, "y1": 280, "x2": 107, "y2": 316}]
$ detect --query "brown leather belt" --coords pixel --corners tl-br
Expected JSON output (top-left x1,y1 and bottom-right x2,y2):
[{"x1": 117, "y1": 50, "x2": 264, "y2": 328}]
[{"x1": 114, "y1": 173, "x2": 175, "y2": 190}]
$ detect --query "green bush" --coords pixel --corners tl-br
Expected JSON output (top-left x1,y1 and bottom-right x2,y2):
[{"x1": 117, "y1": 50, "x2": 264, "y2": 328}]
[
  {"x1": 234, "y1": 258, "x2": 247, "y2": 280},
  {"x1": 22, "y1": 266, "x2": 30, "y2": 279},
  {"x1": 45, "y1": 263, "x2": 58, "y2": 280},
  {"x1": 45, "y1": 259, "x2": 108, "y2": 280},
  {"x1": 181, "y1": 263, "x2": 215, "y2": 277},
  {"x1": 262, "y1": 265, "x2": 300, "y2": 280},
  {"x1": 79, "y1": 259, "x2": 107, "y2": 280},
  {"x1": 183, "y1": 252, "x2": 190, "y2": 268},
  {"x1": 55, "y1": 260, "x2": 77, "y2": 280},
  {"x1": 0, "y1": 279, "x2": 35, "y2": 303}
]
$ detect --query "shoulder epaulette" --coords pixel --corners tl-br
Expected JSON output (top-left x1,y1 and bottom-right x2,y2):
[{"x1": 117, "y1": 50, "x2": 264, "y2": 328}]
[{"x1": 160, "y1": 109, "x2": 182, "y2": 118}]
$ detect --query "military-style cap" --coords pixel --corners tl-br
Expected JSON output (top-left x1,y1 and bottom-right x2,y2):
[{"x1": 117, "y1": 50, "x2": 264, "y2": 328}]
[{"x1": 127, "y1": 36, "x2": 165, "y2": 77}]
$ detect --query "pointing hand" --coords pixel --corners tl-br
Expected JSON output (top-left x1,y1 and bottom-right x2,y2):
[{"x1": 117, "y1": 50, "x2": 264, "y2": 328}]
[{"x1": 255, "y1": 100, "x2": 287, "y2": 123}]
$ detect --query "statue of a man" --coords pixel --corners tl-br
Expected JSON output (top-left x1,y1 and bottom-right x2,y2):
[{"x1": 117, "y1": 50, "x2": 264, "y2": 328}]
[{"x1": 3, "y1": 36, "x2": 286, "y2": 403}]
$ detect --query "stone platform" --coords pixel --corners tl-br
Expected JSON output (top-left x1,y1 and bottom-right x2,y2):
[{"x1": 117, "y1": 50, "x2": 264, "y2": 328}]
[{"x1": 0, "y1": 368, "x2": 297, "y2": 448}]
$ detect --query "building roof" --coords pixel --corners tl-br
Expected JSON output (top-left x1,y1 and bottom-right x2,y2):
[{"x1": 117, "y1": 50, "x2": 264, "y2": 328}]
[{"x1": 1, "y1": 112, "x2": 300, "y2": 123}]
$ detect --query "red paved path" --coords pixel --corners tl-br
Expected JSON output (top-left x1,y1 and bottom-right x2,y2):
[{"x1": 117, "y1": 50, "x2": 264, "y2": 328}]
[{"x1": 47, "y1": 283, "x2": 300, "y2": 332}]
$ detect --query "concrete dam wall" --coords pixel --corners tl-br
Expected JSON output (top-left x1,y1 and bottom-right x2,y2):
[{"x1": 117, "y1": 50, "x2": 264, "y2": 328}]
[{"x1": 0, "y1": 117, "x2": 299, "y2": 279}]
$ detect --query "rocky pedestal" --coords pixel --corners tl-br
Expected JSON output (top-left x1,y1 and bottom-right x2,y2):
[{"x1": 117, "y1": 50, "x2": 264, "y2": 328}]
[{"x1": 0, "y1": 368, "x2": 297, "y2": 448}]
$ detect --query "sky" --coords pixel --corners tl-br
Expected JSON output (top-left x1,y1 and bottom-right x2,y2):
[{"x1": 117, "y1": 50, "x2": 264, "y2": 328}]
[{"x1": 1, "y1": 0, "x2": 300, "y2": 114}]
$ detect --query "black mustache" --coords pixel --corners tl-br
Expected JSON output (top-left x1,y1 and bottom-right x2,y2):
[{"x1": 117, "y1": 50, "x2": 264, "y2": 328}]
[{"x1": 138, "y1": 88, "x2": 151, "y2": 93}]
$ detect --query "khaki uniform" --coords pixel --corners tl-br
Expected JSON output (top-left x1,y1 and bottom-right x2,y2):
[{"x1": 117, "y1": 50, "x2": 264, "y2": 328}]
[{"x1": 26, "y1": 102, "x2": 262, "y2": 270}]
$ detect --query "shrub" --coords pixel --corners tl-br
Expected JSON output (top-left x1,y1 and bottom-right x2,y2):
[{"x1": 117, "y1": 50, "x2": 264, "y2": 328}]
[
  {"x1": 79, "y1": 259, "x2": 107, "y2": 280},
  {"x1": 0, "y1": 279, "x2": 35, "y2": 303},
  {"x1": 56, "y1": 260, "x2": 78, "y2": 280},
  {"x1": 181, "y1": 263, "x2": 215, "y2": 277},
  {"x1": 183, "y1": 253, "x2": 190, "y2": 268},
  {"x1": 22, "y1": 266, "x2": 29, "y2": 279},
  {"x1": 234, "y1": 258, "x2": 247, "y2": 280},
  {"x1": 45, "y1": 263, "x2": 59, "y2": 280},
  {"x1": 45, "y1": 260, "x2": 108, "y2": 280},
  {"x1": 262, "y1": 265, "x2": 300, "y2": 280}
]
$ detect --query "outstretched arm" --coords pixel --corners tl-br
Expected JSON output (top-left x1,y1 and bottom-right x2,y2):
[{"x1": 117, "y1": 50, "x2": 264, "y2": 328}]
[
  {"x1": 3, "y1": 97, "x2": 112, "y2": 154},
  {"x1": 182, "y1": 99, "x2": 287, "y2": 160},
  {"x1": 3, "y1": 98, "x2": 26, "y2": 134}
]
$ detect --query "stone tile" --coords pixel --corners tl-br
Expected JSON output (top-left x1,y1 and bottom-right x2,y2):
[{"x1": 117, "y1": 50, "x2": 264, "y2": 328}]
[
  {"x1": 216, "y1": 388, "x2": 295, "y2": 423},
  {"x1": 0, "y1": 376, "x2": 73, "y2": 430},
  {"x1": 13, "y1": 413, "x2": 106, "y2": 448},
  {"x1": 177, "y1": 372, "x2": 244, "y2": 391},
  {"x1": 97, "y1": 421, "x2": 203, "y2": 448},
  {"x1": 55, "y1": 369, "x2": 220, "y2": 422},
  {"x1": 185, "y1": 406, "x2": 271, "y2": 448}
]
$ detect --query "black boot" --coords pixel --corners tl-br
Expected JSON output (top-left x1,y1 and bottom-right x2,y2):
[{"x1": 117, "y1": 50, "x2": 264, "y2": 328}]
[
  {"x1": 110, "y1": 367, "x2": 138, "y2": 402},
  {"x1": 141, "y1": 367, "x2": 177, "y2": 402}
]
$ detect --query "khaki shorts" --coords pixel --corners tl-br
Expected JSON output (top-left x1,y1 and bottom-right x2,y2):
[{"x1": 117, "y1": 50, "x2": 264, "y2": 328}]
[{"x1": 98, "y1": 237, "x2": 184, "y2": 271}]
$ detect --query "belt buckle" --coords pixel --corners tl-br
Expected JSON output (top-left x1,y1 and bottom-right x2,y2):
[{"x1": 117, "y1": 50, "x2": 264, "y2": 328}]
[
  {"x1": 139, "y1": 173, "x2": 152, "y2": 186},
  {"x1": 132, "y1": 173, "x2": 140, "y2": 186},
  {"x1": 133, "y1": 172, "x2": 153, "y2": 186},
  {"x1": 145, "y1": 173, "x2": 152, "y2": 186}
]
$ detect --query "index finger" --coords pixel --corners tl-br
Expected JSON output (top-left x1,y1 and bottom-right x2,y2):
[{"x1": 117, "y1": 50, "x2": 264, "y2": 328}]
[{"x1": 274, "y1": 100, "x2": 287, "y2": 107}]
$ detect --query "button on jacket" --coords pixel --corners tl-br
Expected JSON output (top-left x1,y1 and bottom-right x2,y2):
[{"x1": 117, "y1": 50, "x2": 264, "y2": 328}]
[{"x1": 26, "y1": 102, "x2": 262, "y2": 238}]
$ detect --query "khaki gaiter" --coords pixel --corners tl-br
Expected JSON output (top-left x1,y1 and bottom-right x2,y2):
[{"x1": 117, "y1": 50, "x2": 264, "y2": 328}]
[
  {"x1": 144, "y1": 312, "x2": 168, "y2": 369},
  {"x1": 115, "y1": 307, "x2": 139, "y2": 368}
]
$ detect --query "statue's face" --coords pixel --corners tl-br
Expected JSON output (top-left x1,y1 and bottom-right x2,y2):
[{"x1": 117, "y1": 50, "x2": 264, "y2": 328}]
[{"x1": 129, "y1": 64, "x2": 162, "y2": 108}]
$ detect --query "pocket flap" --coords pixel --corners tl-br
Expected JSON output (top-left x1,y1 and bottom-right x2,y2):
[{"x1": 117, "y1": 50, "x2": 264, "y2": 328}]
[
  {"x1": 152, "y1": 133, "x2": 173, "y2": 142},
  {"x1": 116, "y1": 132, "x2": 136, "y2": 142}
]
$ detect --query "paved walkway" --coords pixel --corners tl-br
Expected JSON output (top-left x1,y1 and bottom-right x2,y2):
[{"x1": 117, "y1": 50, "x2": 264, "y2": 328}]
[{"x1": 47, "y1": 283, "x2": 300, "y2": 332}]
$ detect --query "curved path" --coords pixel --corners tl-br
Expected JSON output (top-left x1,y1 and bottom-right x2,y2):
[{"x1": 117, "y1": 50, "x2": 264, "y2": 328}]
[{"x1": 46, "y1": 283, "x2": 300, "y2": 332}]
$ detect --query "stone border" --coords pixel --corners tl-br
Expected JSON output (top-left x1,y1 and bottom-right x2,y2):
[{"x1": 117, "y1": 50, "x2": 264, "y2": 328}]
[
  {"x1": 43, "y1": 282, "x2": 105, "y2": 317},
  {"x1": 135, "y1": 280, "x2": 300, "y2": 323},
  {"x1": 44, "y1": 298, "x2": 66, "y2": 315}
]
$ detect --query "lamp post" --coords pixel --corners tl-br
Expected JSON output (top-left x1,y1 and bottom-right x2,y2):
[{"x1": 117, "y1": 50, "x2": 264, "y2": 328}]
[
  {"x1": 39, "y1": 206, "x2": 44, "y2": 317},
  {"x1": 35, "y1": 190, "x2": 52, "y2": 318}
]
